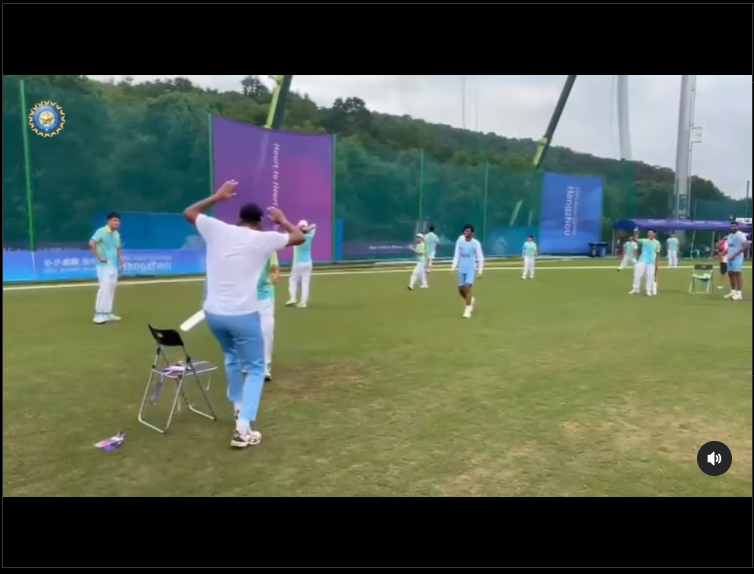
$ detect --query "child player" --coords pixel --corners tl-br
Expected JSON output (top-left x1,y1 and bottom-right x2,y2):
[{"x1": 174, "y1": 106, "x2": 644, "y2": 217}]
[
  {"x1": 630, "y1": 229, "x2": 660, "y2": 296},
  {"x1": 521, "y1": 235, "x2": 538, "y2": 280},
  {"x1": 287, "y1": 220, "x2": 316, "y2": 308},
  {"x1": 257, "y1": 252, "x2": 279, "y2": 382},
  {"x1": 717, "y1": 235, "x2": 729, "y2": 294},
  {"x1": 666, "y1": 232, "x2": 680, "y2": 268},
  {"x1": 424, "y1": 226, "x2": 439, "y2": 273},
  {"x1": 408, "y1": 233, "x2": 429, "y2": 290},
  {"x1": 618, "y1": 233, "x2": 638, "y2": 272},
  {"x1": 451, "y1": 224, "x2": 484, "y2": 318}
]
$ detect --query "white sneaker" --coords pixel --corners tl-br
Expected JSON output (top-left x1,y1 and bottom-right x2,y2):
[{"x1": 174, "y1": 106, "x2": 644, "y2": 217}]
[
  {"x1": 93, "y1": 314, "x2": 107, "y2": 324},
  {"x1": 646, "y1": 292, "x2": 654, "y2": 296},
  {"x1": 296, "y1": 302, "x2": 307, "y2": 308},
  {"x1": 463, "y1": 308, "x2": 472, "y2": 319},
  {"x1": 521, "y1": 276, "x2": 527, "y2": 280},
  {"x1": 420, "y1": 285, "x2": 429, "y2": 289},
  {"x1": 407, "y1": 286, "x2": 414, "y2": 290},
  {"x1": 285, "y1": 299, "x2": 297, "y2": 306},
  {"x1": 230, "y1": 429, "x2": 262, "y2": 448},
  {"x1": 732, "y1": 293, "x2": 743, "y2": 301},
  {"x1": 628, "y1": 289, "x2": 639, "y2": 295},
  {"x1": 108, "y1": 314, "x2": 121, "y2": 321},
  {"x1": 723, "y1": 292, "x2": 734, "y2": 299}
]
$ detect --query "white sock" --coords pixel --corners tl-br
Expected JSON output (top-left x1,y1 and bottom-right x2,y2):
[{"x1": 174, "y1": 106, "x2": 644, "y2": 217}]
[{"x1": 236, "y1": 418, "x2": 250, "y2": 434}]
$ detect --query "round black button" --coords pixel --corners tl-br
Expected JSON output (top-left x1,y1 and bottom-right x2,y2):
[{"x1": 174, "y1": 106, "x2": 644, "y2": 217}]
[{"x1": 697, "y1": 441, "x2": 732, "y2": 476}]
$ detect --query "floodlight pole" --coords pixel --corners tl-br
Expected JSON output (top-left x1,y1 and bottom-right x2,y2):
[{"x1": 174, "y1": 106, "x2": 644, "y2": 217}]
[
  {"x1": 265, "y1": 75, "x2": 294, "y2": 129},
  {"x1": 532, "y1": 75, "x2": 578, "y2": 170}
]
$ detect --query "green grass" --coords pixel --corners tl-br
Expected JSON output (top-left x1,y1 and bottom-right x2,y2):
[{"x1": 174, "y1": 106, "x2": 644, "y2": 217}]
[{"x1": 3, "y1": 262, "x2": 752, "y2": 497}]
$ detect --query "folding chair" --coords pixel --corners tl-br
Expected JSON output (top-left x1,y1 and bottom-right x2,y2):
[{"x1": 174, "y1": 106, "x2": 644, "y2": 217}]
[
  {"x1": 689, "y1": 264, "x2": 714, "y2": 294},
  {"x1": 138, "y1": 325, "x2": 218, "y2": 434}
]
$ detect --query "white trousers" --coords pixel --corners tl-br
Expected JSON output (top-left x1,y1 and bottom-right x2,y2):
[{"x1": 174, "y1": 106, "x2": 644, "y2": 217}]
[
  {"x1": 523, "y1": 256, "x2": 536, "y2": 278},
  {"x1": 410, "y1": 261, "x2": 428, "y2": 288},
  {"x1": 633, "y1": 262, "x2": 656, "y2": 293},
  {"x1": 619, "y1": 255, "x2": 635, "y2": 270},
  {"x1": 258, "y1": 298, "x2": 275, "y2": 372},
  {"x1": 95, "y1": 265, "x2": 118, "y2": 315},
  {"x1": 289, "y1": 262, "x2": 313, "y2": 303},
  {"x1": 668, "y1": 251, "x2": 679, "y2": 267}
]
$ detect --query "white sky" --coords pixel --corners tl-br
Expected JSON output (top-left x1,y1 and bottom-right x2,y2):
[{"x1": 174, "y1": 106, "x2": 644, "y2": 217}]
[{"x1": 91, "y1": 75, "x2": 753, "y2": 198}]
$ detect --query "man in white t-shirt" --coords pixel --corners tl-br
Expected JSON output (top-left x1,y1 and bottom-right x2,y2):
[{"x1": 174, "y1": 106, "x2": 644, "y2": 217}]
[{"x1": 184, "y1": 180, "x2": 305, "y2": 448}]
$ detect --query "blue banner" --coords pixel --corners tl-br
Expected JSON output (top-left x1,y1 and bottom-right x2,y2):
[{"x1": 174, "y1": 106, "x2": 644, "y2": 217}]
[
  {"x1": 3, "y1": 250, "x2": 206, "y2": 283},
  {"x1": 540, "y1": 172, "x2": 604, "y2": 255},
  {"x1": 93, "y1": 212, "x2": 204, "y2": 250}
]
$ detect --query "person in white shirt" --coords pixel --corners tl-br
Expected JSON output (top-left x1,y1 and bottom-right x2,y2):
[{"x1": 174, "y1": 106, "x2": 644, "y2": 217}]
[{"x1": 184, "y1": 180, "x2": 305, "y2": 448}]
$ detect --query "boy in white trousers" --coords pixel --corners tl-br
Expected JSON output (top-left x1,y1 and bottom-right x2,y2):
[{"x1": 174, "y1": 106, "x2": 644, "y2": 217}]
[
  {"x1": 630, "y1": 230, "x2": 661, "y2": 296},
  {"x1": 408, "y1": 233, "x2": 429, "y2": 290},
  {"x1": 287, "y1": 221, "x2": 317, "y2": 308},
  {"x1": 666, "y1": 233, "x2": 680, "y2": 268},
  {"x1": 90, "y1": 212, "x2": 123, "y2": 324},
  {"x1": 257, "y1": 252, "x2": 279, "y2": 382},
  {"x1": 618, "y1": 234, "x2": 638, "y2": 271},
  {"x1": 522, "y1": 235, "x2": 538, "y2": 279}
]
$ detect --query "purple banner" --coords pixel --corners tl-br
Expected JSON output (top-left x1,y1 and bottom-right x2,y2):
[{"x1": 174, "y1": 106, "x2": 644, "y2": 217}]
[{"x1": 212, "y1": 117, "x2": 333, "y2": 262}]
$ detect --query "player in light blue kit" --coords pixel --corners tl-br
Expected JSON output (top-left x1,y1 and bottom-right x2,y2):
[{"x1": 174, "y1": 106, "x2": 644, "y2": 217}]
[
  {"x1": 666, "y1": 232, "x2": 680, "y2": 268},
  {"x1": 725, "y1": 220, "x2": 748, "y2": 301},
  {"x1": 287, "y1": 220, "x2": 317, "y2": 308},
  {"x1": 521, "y1": 235, "x2": 538, "y2": 280},
  {"x1": 451, "y1": 224, "x2": 484, "y2": 318},
  {"x1": 423, "y1": 225, "x2": 440, "y2": 273}
]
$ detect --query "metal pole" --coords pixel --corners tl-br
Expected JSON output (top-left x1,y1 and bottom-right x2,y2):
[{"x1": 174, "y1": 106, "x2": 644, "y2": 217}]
[
  {"x1": 532, "y1": 75, "x2": 578, "y2": 170},
  {"x1": 19, "y1": 79, "x2": 36, "y2": 252},
  {"x1": 616, "y1": 75, "x2": 632, "y2": 160},
  {"x1": 673, "y1": 75, "x2": 693, "y2": 219}
]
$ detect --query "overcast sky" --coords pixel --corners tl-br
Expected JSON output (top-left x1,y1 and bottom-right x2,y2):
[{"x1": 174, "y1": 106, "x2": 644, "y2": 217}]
[{"x1": 92, "y1": 75, "x2": 752, "y2": 198}]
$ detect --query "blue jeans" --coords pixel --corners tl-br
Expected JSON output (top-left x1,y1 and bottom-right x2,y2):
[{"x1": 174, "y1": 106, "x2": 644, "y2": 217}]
[{"x1": 204, "y1": 311, "x2": 265, "y2": 424}]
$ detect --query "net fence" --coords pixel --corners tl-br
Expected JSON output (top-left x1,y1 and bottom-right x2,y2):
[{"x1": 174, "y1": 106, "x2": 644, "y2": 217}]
[{"x1": 4, "y1": 76, "x2": 655, "y2": 262}]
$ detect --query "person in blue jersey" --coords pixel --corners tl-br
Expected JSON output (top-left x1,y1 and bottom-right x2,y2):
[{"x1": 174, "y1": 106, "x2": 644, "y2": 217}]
[
  {"x1": 89, "y1": 212, "x2": 123, "y2": 324},
  {"x1": 408, "y1": 233, "x2": 429, "y2": 290},
  {"x1": 257, "y1": 252, "x2": 280, "y2": 382},
  {"x1": 630, "y1": 229, "x2": 661, "y2": 296},
  {"x1": 521, "y1": 235, "x2": 538, "y2": 280},
  {"x1": 286, "y1": 220, "x2": 317, "y2": 308},
  {"x1": 451, "y1": 224, "x2": 484, "y2": 318},
  {"x1": 666, "y1": 232, "x2": 680, "y2": 268},
  {"x1": 725, "y1": 220, "x2": 749, "y2": 301},
  {"x1": 423, "y1": 226, "x2": 440, "y2": 273}
]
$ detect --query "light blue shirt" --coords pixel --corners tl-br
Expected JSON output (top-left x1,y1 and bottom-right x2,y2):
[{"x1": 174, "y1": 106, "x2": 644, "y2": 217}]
[
  {"x1": 667, "y1": 237, "x2": 679, "y2": 252},
  {"x1": 293, "y1": 229, "x2": 316, "y2": 264},
  {"x1": 424, "y1": 232, "x2": 439, "y2": 256},
  {"x1": 91, "y1": 226, "x2": 121, "y2": 267},
  {"x1": 639, "y1": 238, "x2": 660, "y2": 265},
  {"x1": 257, "y1": 252, "x2": 279, "y2": 301},
  {"x1": 522, "y1": 241, "x2": 538, "y2": 257},
  {"x1": 454, "y1": 238, "x2": 484, "y2": 272},
  {"x1": 727, "y1": 231, "x2": 748, "y2": 261}
]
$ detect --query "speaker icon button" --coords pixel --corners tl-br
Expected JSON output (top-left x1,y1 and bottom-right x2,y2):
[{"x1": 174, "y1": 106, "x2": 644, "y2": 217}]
[{"x1": 697, "y1": 441, "x2": 732, "y2": 477}]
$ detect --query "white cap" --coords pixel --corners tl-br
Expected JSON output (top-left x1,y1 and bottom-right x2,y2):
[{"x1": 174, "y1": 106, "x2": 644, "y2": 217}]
[
  {"x1": 416, "y1": 233, "x2": 424, "y2": 239},
  {"x1": 298, "y1": 220, "x2": 308, "y2": 228}
]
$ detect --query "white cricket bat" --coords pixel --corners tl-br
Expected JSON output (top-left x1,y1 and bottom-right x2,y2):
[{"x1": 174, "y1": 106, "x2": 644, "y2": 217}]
[{"x1": 180, "y1": 310, "x2": 205, "y2": 332}]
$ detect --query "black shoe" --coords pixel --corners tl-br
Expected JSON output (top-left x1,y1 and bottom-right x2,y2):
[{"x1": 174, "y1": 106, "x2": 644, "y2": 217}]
[{"x1": 264, "y1": 375, "x2": 272, "y2": 383}]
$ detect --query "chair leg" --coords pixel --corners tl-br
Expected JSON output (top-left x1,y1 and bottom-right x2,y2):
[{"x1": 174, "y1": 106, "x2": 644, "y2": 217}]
[{"x1": 186, "y1": 372, "x2": 217, "y2": 421}]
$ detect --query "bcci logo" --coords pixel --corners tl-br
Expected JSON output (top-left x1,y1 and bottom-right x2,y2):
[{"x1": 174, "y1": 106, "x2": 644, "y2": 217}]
[{"x1": 29, "y1": 100, "x2": 65, "y2": 137}]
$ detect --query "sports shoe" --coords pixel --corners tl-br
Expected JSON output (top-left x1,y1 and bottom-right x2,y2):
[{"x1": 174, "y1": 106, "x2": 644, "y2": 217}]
[
  {"x1": 296, "y1": 302, "x2": 307, "y2": 308},
  {"x1": 723, "y1": 292, "x2": 735, "y2": 299},
  {"x1": 230, "y1": 429, "x2": 262, "y2": 448},
  {"x1": 264, "y1": 372, "x2": 272, "y2": 383},
  {"x1": 521, "y1": 276, "x2": 527, "y2": 280},
  {"x1": 93, "y1": 314, "x2": 108, "y2": 324},
  {"x1": 463, "y1": 308, "x2": 472, "y2": 319},
  {"x1": 732, "y1": 292, "x2": 743, "y2": 301},
  {"x1": 407, "y1": 286, "x2": 414, "y2": 290},
  {"x1": 108, "y1": 314, "x2": 121, "y2": 321},
  {"x1": 628, "y1": 289, "x2": 639, "y2": 295},
  {"x1": 285, "y1": 299, "x2": 297, "y2": 306}
]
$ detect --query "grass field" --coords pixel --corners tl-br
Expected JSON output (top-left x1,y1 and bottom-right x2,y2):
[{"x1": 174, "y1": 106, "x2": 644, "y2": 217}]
[{"x1": 3, "y1": 260, "x2": 752, "y2": 497}]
